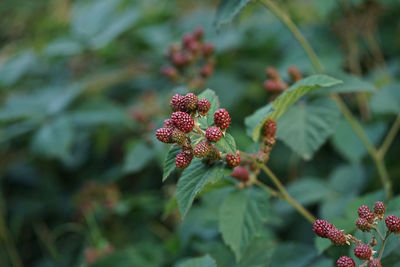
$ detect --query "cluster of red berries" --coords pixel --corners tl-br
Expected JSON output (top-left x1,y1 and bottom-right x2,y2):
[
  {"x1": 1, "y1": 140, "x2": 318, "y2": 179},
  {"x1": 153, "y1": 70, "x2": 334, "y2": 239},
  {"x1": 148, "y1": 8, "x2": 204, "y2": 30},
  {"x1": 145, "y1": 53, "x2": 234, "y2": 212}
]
[
  {"x1": 156, "y1": 92, "x2": 240, "y2": 169},
  {"x1": 255, "y1": 119, "x2": 277, "y2": 163},
  {"x1": 161, "y1": 27, "x2": 215, "y2": 88},
  {"x1": 314, "y1": 201, "x2": 399, "y2": 267},
  {"x1": 263, "y1": 66, "x2": 302, "y2": 100}
]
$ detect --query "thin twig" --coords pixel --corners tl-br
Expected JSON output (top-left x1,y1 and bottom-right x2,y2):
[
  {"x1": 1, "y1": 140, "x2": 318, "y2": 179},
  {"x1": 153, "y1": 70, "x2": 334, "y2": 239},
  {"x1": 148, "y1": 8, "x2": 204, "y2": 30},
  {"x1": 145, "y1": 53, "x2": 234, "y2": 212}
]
[{"x1": 378, "y1": 115, "x2": 400, "y2": 158}]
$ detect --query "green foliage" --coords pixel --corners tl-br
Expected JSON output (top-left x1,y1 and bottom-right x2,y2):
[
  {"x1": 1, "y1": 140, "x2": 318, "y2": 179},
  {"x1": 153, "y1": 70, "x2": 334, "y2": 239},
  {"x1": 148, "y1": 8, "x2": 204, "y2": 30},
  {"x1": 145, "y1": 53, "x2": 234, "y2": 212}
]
[
  {"x1": 175, "y1": 254, "x2": 216, "y2": 267},
  {"x1": 214, "y1": 0, "x2": 252, "y2": 28},
  {"x1": 163, "y1": 145, "x2": 181, "y2": 181}
]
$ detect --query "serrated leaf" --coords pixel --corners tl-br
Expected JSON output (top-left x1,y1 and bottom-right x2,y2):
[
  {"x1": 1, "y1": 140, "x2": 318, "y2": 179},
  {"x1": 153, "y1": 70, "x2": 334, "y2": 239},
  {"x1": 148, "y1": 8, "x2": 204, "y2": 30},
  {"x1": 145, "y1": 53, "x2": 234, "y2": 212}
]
[
  {"x1": 214, "y1": 0, "x2": 252, "y2": 28},
  {"x1": 238, "y1": 237, "x2": 275, "y2": 267},
  {"x1": 123, "y1": 141, "x2": 154, "y2": 174},
  {"x1": 215, "y1": 133, "x2": 237, "y2": 154},
  {"x1": 245, "y1": 75, "x2": 342, "y2": 141},
  {"x1": 177, "y1": 160, "x2": 232, "y2": 219},
  {"x1": 163, "y1": 145, "x2": 181, "y2": 181},
  {"x1": 219, "y1": 188, "x2": 269, "y2": 261},
  {"x1": 175, "y1": 254, "x2": 216, "y2": 267},
  {"x1": 317, "y1": 72, "x2": 377, "y2": 94},
  {"x1": 276, "y1": 98, "x2": 341, "y2": 160},
  {"x1": 197, "y1": 89, "x2": 220, "y2": 128},
  {"x1": 370, "y1": 83, "x2": 400, "y2": 115}
]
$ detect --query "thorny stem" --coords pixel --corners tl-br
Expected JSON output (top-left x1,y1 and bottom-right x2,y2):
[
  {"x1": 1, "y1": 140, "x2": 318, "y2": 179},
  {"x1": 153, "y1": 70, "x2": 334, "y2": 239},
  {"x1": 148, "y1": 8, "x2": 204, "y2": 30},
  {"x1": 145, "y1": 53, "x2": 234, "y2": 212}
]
[
  {"x1": 260, "y1": 0, "x2": 394, "y2": 200},
  {"x1": 240, "y1": 152, "x2": 316, "y2": 224}
]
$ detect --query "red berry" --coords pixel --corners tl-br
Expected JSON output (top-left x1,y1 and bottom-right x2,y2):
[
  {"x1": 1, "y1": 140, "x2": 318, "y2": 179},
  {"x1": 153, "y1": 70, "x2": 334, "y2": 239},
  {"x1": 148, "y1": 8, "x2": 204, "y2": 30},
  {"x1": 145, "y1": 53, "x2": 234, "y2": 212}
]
[
  {"x1": 182, "y1": 34, "x2": 195, "y2": 48},
  {"x1": 263, "y1": 119, "x2": 277, "y2": 137},
  {"x1": 368, "y1": 259, "x2": 382, "y2": 267},
  {"x1": 226, "y1": 152, "x2": 241, "y2": 168},
  {"x1": 356, "y1": 218, "x2": 371, "y2": 232},
  {"x1": 358, "y1": 205, "x2": 374, "y2": 223},
  {"x1": 287, "y1": 65, "x2": 302, "y2": 82},
  {"x1": 171, "y1": 111, "x2": 194, "y2": 133},
  {"x1": 263, "y1": 79, "x2": 282, "y2": 92},
  {"x1": 163, "y1": 119, "x2": 175, "y2": 128},
  {"x1": 214, "y1": 108, "x2": 231, "y2": 130},
  {"x1": 231, "y1": 166, "x2": 249, "y2": 181},
  {"x1": 337, "y1": 256, "x2": 355, "y2": 267},
  {"x1": 170, "y1": 94, "x2": 184, "y2": 111},
  {"x1": 200, "y1": 64, "x2": 214, "y2": 78},
  {"x1": 197, "y1": 98, "x2": 211, "y2": 116},
  {"x1": 171, "y1": 52, "x2": 187, "y2": 67},
  {"x1": 171, "y1": 128, "x2": 186, "y2": 144},
  {"x1": 193, "y1": 27, "x2": 204, "y2": 41},
  {"x1": 205, "y1": 126, "x2": 222, "y2": 142},
  {"x1": 202, "y1": 43, "x2": 215, "y2": 57},
  {"x1": 385, "y1": 214, "x2": 400, "y2": 234},
  {"x1": 313, "y1": 219, "x2": 334, "y2": 238},
  {"x1": 265, "y1": 67, "x2": 279, "y2": 80},
  {"x1": 194, "y1": 141, "x2": 211, "y2": 158},
  {"x1": 354, "y1": 244, "x2": 372, "y2": 260},
  {"x1": 327, "y1": 228, "x2": 346, "y2": 245},
  {"x1": 175, "y1": 150, "x2": 193, "y2": 168},
  {"x1": 373, "y1": 201, "x2": 385, "y2": 216},
  {"x1": 161, "y1": 66, "x2": 178, "y2": 80},
  {"x1": 156, "y1": 128, "x2": 173, "y2": 143},
  {"x1": 208, "y1": 144, "x2": 221, "y2": 160},
  {"x1": 184, "y1": 93, "x2": 198, "y2": 111}
]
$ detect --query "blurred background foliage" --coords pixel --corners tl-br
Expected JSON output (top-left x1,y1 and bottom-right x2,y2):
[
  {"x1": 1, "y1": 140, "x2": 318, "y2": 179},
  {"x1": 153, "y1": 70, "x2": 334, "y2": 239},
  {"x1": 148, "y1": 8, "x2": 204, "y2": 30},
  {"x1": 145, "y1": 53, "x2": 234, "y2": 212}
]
[{"x1": 0, "y1": 0, "x2": 399, "y2": 266}]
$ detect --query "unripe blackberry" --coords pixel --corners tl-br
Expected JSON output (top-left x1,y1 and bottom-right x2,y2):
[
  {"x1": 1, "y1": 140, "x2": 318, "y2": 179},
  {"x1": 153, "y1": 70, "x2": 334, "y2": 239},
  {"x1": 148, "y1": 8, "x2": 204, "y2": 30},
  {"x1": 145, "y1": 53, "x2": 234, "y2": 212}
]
[
  {"x1": 354, "y1": 244, "x2": 372, "y2": 260},
  {"x1": 205, "y1": 126, "x2": 222, "y2": 142},
  {"x1": 170, "y1": 94, "x2": 184, "y2": 111},
  {"x1": 263, "y1": 79, "x2": 281, "y2": 92},
  {"x1": 182, "y1": 33, "x2": 195, "y2": 47},
  {"x1": 337, "y1": 256, "x2": 355, "y2": 267},
  {"x1": 175, "y1": 150, "x2": 193, "y2": 168},
  {"x1": 184, "y1": 93, "x2": 198, "y2": 111},
  {"x1": 214, "y1": 108, "x2": 231, "y2": 130},
  {"x1": 171, "y1": 128, "x2": 186, "y2": 145},
  {"x1": 194, "y1": 141, "x2": 211, "y2": 158},
  {"x1": 156, "y1": 128, "x2": 173, "y2": 143},
  {"x1": 161, "y1": 66, "x2": 178, "y2": 81},
  {"x1": 197, "y1": 98, "x2": 211, "y2": 116},
  {"x1": 368, "y1": 259, "x2": 382, "y2": 267},
  {"x1": 171, "y1": 111, "x2": 194, "y2": 133},
  {"x1": 385, "y1": 214, "x2": 400, "y2": 234},
  {"x1": 201, "y1": 64, "x2": 214, "y2": 78},
  {"x1": 207, "y1": 144, "x2": 221, "y2": 160},
  {"x1": 171, "y1": 52, "x2": 187, "y2": 67},
  {"x1": 313, "y1": 219, "x2": 334, "y2": 238},
  {"x1": 193, "y1": 27, "x2": 204, "y2": 41},
  {"x1": 287, "y1": 65, "x2": 302, "y2": 82},
  {"x1": 226, "y1": 152, "x2": 241, "y2": 168},
  {"x1": 231, "y1": 166, "x2": 250, "y2": 181},
  {"x1": 356, "y1": 218, "x2": 371, "y2": 232},
  {"x1": 327, "y1": 228, "x2": 346, "y2": 245},
  {"x1": 265, "y1": 67, "x2": 279, "y2": 80},
  {"x1": 358, "y1": 205, "x2": 374, "y2": 223},
  {"x1": 163, "y1": 119, "x2": 175, "y2": 128},
  {"x1": 202, "y1": 43, "x2": 215, "y2": 57},
  {"x1": 373, "y1": 201, "x2": 385, "y2": 217},
  {"x1": 263, "y1": 119, "x2": 277, "y2": 137}
]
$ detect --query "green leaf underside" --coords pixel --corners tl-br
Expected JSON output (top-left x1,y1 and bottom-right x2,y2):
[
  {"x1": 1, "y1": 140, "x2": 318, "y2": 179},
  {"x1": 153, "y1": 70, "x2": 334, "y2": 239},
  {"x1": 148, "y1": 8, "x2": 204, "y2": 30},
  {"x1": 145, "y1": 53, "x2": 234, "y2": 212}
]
[
  {"x1": 245, "y1": 74, "x2": 342, "y2": 141},
  {"x1": 276, "y1": 98, "x2": 341, "y2": 160},
  {"x1": 317, "y1": 72, "x2": 377, "y2": 94},
  {"x1": 215, "y1": 132, "x2": 237, "y2": 154},
  {"x1": 177, "y1": 159, "x2": 232, "y2": 219},
  {"x1": 175, "y1": 254, "x2": 216, "y2": 267},
  {"x1": 214, "y1": 0, "x2": 252, "y2": 28},
  {"x1": 162, "y1": 145, "x2": 181, "y2": 182},
  {"x1": 197, "y1": 89, "x2": 220, "y2": 128},
  {"x1": 219, "y1": 189, "x2": 269, "y2": 261}
]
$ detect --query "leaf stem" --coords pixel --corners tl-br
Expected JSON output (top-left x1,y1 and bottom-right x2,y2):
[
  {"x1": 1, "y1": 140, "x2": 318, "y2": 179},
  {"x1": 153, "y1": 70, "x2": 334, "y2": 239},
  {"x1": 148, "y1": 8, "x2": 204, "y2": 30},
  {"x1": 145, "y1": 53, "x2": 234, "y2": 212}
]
[
  {"x1": 252, "y1": 178, "x2": 281, "y2": 198},
  {"x1": 378, "y1": 115, "x2": 400, "y2": 158},
  {"x1": 260, "y1": 0, "x2": 393, "y2": 200},
  {"x1": 379, "y1": 231, "x2": 391, "y2": 260}
]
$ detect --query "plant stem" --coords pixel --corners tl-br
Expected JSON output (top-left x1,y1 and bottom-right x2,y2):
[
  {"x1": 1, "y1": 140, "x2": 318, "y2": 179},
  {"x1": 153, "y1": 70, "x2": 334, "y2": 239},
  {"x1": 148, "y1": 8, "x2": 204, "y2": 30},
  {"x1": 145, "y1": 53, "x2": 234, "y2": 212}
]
[
  {"x1": 379, "y1": 231, "x2": 390, "y2": 260},
  {"x1": 260, "y1": 0, "x2": 393, "y2": 199},
  {"x1": 378, "y1": 115, "x2": 400, "y2": 158},
  {"x1": 252, "y1": 178, "x2": 281, "y2": 198}
]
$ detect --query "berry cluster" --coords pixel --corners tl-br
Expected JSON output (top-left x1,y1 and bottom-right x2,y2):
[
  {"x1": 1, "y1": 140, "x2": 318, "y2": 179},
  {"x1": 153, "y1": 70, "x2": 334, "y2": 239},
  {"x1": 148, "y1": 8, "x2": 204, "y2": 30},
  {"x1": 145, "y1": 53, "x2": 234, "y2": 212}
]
[
  {"x1": 263, "y1": 66, "x2": 302, "y2": 100},
  {"x1": 161, "y1": 27, "x2": 215, "y2": 89},
  {"x1": 156, "y1": 92, "x2": 239, "y2": 170},
  {"x1": 314, "y1": 201, "x2": 399, "y2": 267},
  {"x1": 255, "y1": 119, "x2": 277, "y2": 163}
]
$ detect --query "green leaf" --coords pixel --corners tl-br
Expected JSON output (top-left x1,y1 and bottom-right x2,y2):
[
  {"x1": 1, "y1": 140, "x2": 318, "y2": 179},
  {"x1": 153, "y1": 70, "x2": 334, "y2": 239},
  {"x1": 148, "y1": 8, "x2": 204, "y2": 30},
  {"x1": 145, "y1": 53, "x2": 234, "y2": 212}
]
[
  {"x1": 214, "y1": 0, "x2": 252, "y2": 28},
  {"x1": 197, "y1": 89, "x2": 220, "y2": 128},
  {"x1": 331, "y1": 120, "x2": 387, "y2": 163},
  {"x1": 370, "y1": 83, "x2": 400, "y2": 115},
  {"x1": 238, "y1": 237, "x2": 275, "y2": 267},
  {"x1": 268, "y1": 243, "x2": 317, "y2": 267},
  {"x1": 177, "y1": 160, "x2": 232, "y2": 218},
  {"x1": 123, "y1": 141, "x2": 154, "y2": 174},
  {"x1": 175, "y1": 254, "x2": 216, "y2": 267},
  {"x1": 219, "y1": 188, "x2": 270, "y2": 261},
  {"x1": 276, "y1": 98, "x2": 341, "y2": 160},
  {"x1": 215, "y1": 133, "x2": 237, "y2": 154},
  {"x1": 314, "y1": 237, "x2": 331, "y2": 255},
  {"x1": 317, "y1": 72, "x2": 377, "y2": 94},
  {"x1": 245, "y1": 75, "x2": 342, "y2": 141},
  {"x1": 286, "y1": 178, "x2": 331, "y2": 206},
  {"x1": 163, "y1": 145, "x2": 181, "y2": 181}
]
